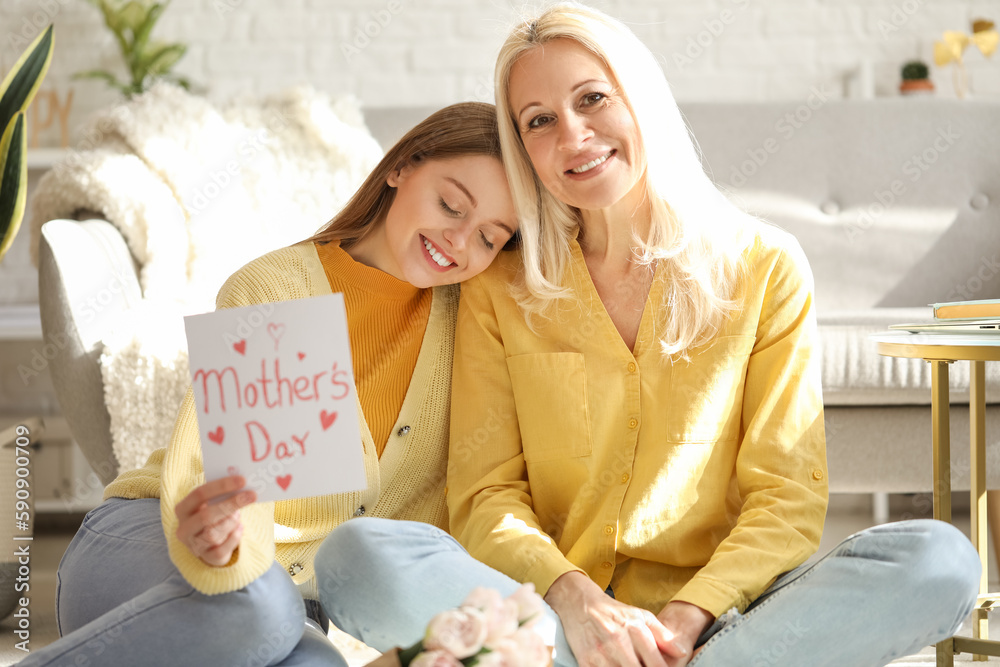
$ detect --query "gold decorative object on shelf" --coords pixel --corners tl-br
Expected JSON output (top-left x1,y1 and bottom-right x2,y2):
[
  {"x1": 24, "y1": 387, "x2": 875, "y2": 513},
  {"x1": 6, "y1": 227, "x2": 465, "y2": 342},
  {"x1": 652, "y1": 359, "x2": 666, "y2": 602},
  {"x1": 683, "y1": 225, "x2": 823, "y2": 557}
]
[
  {"x1": 28, "y1": 88, "x2": 73, "y2": 149},
  {"x1": 934, "y1": 18, "x2": 999, "y2": 98}
]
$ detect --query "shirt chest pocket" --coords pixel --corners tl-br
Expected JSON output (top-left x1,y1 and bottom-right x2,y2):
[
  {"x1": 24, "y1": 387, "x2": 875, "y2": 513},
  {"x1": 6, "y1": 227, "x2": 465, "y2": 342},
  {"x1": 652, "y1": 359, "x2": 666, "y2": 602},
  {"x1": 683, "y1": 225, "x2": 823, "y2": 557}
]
[{"x1": 506, "y1": 353, "x2": 594, "y2": 462}]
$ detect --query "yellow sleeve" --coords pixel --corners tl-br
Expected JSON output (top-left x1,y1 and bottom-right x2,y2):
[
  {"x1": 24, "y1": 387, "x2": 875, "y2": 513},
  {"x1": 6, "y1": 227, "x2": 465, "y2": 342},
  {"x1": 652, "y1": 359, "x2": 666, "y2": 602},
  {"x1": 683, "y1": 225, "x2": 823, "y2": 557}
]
[
  {"x1": 160, "y1": 254, "x2": 309, "y2": 595},
  {"x1": 447, "y1": 273, "x2": 585, "y2": 596},
  {"x1": 160, "y1": 390, "x2": 277, "y2": 595},
  {"x1": 671, "y1": 243, "x2": 829, "y2": 616}
]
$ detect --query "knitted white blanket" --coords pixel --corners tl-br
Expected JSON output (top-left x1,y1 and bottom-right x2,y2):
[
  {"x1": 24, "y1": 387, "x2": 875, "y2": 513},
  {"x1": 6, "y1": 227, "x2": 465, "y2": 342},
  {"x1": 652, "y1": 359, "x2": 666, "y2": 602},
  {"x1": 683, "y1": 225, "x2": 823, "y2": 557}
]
[{"x1": 29, "y1": 83, "x2": 383, "y2": 473}]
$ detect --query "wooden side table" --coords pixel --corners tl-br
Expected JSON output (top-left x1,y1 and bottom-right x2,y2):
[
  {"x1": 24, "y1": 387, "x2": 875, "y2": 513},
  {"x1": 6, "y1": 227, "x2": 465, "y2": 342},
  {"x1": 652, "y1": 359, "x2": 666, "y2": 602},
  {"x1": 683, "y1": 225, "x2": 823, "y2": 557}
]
[{"x1": 873, "y1": 332, "x2": 1000, "y2": 666}]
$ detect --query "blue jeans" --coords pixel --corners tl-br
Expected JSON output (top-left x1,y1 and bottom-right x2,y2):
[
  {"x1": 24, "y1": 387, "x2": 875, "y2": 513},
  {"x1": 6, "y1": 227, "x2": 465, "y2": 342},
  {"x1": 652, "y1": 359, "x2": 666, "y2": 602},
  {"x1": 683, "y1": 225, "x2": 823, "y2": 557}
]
[
  {"x1": 17, "y1": 498, "x2": 348, "y2": 667},
  {"x1": 315, "y1": 517, "x2": 980, "y2": 667}
]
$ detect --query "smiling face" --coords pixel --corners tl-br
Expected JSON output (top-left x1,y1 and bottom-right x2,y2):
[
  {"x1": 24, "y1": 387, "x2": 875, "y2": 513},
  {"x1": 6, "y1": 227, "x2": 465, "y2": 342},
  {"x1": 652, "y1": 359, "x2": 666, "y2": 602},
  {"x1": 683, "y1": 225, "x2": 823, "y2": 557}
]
[
  {"x1": 508, "y1": 38, "x2": 646, "y2": 213},
  {"x1": 374, "y1": 155, "x2": 517, "y2": 288}
]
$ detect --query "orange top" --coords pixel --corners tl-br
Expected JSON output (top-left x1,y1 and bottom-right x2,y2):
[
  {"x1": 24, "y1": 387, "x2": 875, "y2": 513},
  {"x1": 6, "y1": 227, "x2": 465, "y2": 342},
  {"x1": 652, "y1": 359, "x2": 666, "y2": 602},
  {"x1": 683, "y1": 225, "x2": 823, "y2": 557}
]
[{"x1": 316, "y1": 240, "x2": 432, "y2": 457}]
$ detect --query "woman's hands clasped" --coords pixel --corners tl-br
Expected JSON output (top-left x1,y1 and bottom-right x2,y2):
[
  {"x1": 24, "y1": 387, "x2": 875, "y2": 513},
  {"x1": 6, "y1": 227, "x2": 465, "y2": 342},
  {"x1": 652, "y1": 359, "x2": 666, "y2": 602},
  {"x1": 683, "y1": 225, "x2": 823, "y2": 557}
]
[
  {"x1": 545, "y1": 571, "x2": 713, "y2": 667},
  {"x1": 175, "y1": 475, "x2": 257, "y2": 567}
]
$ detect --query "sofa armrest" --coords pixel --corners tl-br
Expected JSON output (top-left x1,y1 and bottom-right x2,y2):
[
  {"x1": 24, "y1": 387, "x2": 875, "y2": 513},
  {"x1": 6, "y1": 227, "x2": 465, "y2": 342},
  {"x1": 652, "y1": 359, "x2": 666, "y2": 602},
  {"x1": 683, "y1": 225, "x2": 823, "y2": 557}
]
[{"x1": 37, "y1": 219, "x2": 143, "y2": 486}]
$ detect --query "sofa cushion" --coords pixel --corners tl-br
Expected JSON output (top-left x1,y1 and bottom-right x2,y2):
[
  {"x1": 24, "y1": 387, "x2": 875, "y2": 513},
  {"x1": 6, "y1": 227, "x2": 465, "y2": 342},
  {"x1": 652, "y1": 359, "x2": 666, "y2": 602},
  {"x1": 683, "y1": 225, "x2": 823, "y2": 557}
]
[{"x1": 819, "y1": 307, "x2": 1000, "y2": 405}]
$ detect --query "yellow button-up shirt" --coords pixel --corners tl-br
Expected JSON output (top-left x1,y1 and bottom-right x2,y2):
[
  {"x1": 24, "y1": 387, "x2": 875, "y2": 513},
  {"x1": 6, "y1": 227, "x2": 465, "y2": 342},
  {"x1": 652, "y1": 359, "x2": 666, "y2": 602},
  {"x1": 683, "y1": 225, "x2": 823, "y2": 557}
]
[{"x1": 448, "y1": 223, "x2": 828, "y2": 618}]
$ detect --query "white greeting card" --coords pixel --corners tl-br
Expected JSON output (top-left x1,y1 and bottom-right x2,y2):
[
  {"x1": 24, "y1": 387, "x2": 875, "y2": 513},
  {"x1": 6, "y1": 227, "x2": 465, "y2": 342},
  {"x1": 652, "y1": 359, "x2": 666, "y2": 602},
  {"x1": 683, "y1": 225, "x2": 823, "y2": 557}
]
[{"x1": 183, "y1": 294, "x2": 366, "y2": 503}]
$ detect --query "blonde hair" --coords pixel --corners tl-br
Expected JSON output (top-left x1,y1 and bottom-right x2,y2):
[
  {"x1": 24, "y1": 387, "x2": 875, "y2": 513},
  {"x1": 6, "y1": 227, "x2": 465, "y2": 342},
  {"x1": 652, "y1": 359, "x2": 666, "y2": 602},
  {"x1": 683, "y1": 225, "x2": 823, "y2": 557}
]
[
  {"x1": 496, "y1": 2, "x2": 752, "y2": 356},
  {"x1": 309, "y1": 102, "x2": 515, "y2": 250}
]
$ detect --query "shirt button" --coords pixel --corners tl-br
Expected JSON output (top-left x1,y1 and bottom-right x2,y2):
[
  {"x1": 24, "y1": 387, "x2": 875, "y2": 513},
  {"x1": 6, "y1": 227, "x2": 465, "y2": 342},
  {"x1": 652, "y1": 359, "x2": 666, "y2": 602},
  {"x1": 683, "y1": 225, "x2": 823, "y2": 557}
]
[
  {"x1": 627, "y1": 362, "x2": 637, "y2": 373},
  {"x1": 604, "y1": 525, "x2": 614, "y2": 535},
  {"x1": 628, "y1": 418, "x2": 638, "y2": 429},
  {"x1": 289, "y1": 563, "x2": 304, "y2": 575},
  {"x1": 812, "y1": 469, "x2": 825, "y2": 481},
  {"x1": 354, "y1": 505, "x2": 366, "y2": 517},
  {"x1": 397, "y1": 425, "x2": 411, "y2": 436},
  {"x1": 602, "y1": 561, "x2": 613, "y2": 569},
  {"x1": 621, "y1": 473, "x2": 629, "y2": 484}
]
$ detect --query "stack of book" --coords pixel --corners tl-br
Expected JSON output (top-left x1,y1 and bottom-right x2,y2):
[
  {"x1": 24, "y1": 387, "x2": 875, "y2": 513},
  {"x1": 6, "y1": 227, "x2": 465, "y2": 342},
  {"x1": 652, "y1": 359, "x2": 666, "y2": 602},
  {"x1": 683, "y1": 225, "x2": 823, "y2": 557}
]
[{"x1": 890, "y1": 299, "x2": 1000, "y2": 334}]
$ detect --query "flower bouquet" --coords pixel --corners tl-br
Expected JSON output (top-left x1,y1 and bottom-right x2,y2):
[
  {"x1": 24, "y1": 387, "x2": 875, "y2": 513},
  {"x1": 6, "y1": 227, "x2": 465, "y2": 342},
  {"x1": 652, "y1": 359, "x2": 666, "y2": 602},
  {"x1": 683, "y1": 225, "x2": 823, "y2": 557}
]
[{"x1": 364, "y1": 584, "x2": 553, "y2": 667}]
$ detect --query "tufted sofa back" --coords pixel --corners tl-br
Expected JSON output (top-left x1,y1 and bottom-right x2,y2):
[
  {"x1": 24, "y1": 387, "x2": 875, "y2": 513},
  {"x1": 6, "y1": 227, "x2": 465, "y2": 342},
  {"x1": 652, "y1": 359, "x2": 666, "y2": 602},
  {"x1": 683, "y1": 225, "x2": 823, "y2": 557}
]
[{"x1": 682, "y1": 100, "x2": 1000, "y2": 312}]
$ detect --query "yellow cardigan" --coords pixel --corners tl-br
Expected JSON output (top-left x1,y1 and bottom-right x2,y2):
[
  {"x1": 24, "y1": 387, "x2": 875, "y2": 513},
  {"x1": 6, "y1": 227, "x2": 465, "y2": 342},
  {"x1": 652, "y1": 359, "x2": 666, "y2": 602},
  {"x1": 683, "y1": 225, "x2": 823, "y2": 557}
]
[
  {"x1": 106, "y1": 243, "x2": 457, "y2": 597},
  {"x1": 448, "y1": 222, "x2": 828, "y2": 619}
]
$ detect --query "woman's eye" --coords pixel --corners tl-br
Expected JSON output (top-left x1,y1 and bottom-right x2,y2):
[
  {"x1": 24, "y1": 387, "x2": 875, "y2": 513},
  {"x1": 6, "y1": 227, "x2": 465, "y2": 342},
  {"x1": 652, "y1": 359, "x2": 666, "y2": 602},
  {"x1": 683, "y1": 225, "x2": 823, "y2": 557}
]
[
  {"x1": 480, "y1": 231, "x2": 495, "y2": 251},
  {"x1": 526, "y1": 114, "x2": 552, "y2": 130},
  {"x1": 582, "y1": 92, "x2": 606, "y2": 106},
  {"x1": 439, "y1": 198, "x2": 462, "y2": 216}
]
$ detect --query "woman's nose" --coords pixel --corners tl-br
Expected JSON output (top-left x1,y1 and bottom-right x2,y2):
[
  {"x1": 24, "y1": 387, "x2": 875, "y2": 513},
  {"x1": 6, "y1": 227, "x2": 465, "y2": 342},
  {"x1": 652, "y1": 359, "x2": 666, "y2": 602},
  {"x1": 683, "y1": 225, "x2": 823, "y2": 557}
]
[
  {"x1": 442, "y1": 222, "x2": 471, "y2": 252},
  {"x1": 557, "y1": 113, "x2": 593, "y2": 150}
]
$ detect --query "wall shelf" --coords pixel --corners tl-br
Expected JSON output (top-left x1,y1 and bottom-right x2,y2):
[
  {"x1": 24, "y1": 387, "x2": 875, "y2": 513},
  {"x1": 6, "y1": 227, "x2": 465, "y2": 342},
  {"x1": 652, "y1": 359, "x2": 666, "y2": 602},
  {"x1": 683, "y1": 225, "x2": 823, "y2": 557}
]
[
  {"x1": 0, "y1": 305, "x2": 42, "y2": 340},
  {"x1": 27, "y1": 148, "x2": 68, "y2": 171}
]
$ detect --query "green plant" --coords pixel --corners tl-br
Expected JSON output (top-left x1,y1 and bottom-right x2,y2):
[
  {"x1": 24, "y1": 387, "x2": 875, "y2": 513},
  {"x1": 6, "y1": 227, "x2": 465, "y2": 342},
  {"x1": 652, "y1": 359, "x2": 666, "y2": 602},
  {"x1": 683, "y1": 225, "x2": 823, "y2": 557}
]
[
  {"x1": 76, "y1": 0, "x2": 194, "y2": 98},
  {"x1": 0, "y1": 25, "x2": 54, "y2": 264},
  {"x1": 901, "y1": 60, "x2": 930, "y2": 81}
]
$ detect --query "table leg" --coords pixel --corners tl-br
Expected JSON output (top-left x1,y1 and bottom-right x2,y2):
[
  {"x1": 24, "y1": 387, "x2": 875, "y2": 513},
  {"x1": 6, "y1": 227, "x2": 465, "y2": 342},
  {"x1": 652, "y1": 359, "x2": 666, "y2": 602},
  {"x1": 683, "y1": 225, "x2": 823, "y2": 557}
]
[
  {"x1": 989, "y1": 490, "x2": 1000, "y2": 579},
  {"x1": 931, "y1": 360, "x2": 955, "y2": 667},
  {"x1": 970, "y1": 361, "x2": 989, "y2": 661}
]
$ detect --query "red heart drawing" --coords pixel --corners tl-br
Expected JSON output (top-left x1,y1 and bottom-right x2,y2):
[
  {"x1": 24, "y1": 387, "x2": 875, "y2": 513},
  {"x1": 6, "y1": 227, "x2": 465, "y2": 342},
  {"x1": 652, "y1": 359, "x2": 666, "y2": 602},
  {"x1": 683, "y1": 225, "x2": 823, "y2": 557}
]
[
  {"x1": 320, "y1": 410, "x2": 337, "y2": 430},
  {"x1": 297, "y1": 352, "x2": 306, "y2": 360},
  {"x1": 276, "y1": 475, "x2": 292, "y2": 491},
  {"x1": 267, "y1": 323, "x2": 286, "y2": 350},
  {"x1": 208, "y1": 427, "x2": 225, "y2": 445},
  {"x1": 233, "y1": 340, "x2": 247, "y2": 355}
]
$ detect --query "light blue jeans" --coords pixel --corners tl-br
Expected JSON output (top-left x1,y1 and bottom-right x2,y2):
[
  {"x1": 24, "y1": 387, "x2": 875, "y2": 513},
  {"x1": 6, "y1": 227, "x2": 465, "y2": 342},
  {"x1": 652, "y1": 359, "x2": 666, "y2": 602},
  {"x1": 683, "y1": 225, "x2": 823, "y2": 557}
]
[
  {"x1": 17, "y1": 498, "x2": 348, "y2": 667},
  {"x1": 315, "y1": 517, "x2": 980, "y2": 667}
]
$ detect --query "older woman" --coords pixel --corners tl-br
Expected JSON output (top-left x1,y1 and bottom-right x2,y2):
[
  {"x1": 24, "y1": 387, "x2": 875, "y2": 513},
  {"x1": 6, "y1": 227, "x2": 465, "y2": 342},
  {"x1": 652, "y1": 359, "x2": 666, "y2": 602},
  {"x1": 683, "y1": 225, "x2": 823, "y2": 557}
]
[{"x1": 317, "y1": 4, "x2": 979, "y2": 666}]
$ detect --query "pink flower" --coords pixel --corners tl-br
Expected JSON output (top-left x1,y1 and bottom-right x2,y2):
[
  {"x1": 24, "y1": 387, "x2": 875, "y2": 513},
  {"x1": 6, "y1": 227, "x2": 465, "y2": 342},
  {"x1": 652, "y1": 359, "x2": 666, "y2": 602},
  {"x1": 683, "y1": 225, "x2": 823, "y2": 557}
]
[
  {"x1": 469, "y1": 649, "x2": 514, "y2": 667},
  {"x1": 463, "y1": 587, "x2": 503, "y2": 610},
  {"x1": 463, "y1": 587, "x2": 519, "y2": 647},
  {"x1": 507, "y1": 583, "x2": 546, "y2": 627},
  {"x1": 410, "y1": 650, "x2": 464, "y2": 667},
  {"x1": 476, "y1": 639, "x2": 519, "y2": 666},
  {"x1": 424, "y1": 608, "x2": 488, "y2": 659},
  {"x1": 509, "y1": 626, "x2": 553, "y2": 667}
]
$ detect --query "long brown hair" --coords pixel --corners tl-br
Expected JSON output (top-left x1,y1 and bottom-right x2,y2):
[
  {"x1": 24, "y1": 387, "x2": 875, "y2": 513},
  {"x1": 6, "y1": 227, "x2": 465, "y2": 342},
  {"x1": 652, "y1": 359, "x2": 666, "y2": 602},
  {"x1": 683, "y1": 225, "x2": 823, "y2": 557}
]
[{"x1": 309, "y1": 101, "x2": 514, "y2": 249}]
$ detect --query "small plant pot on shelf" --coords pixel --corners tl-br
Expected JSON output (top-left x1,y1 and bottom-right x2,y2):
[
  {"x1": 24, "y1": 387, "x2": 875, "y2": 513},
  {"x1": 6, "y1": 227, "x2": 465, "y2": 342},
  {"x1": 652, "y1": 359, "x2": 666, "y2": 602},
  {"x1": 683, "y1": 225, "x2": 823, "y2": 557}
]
[
  {"x1": 900, "y1": 78, "x2": 935, "y2": 95},
  {"x1": 900, "y1": 60, "x2": 935, "y2": 96}
]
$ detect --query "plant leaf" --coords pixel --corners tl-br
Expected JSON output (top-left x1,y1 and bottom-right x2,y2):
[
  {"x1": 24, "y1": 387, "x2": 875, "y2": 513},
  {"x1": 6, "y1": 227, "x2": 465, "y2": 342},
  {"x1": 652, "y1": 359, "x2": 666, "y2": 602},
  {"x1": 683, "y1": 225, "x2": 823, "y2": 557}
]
[
  {"x1": 142, "y1": 43, "x2": 186, "y2": 77},
  {"x1": 119, "y1": 1, "x2": 150, "y2": 34},
  {"x1": 98, "y1": 0, "x2": 125, "y2": 34},
  {"x1": 72, "y1": 69, "x2": 125, "y2": 87},
  {"x1": 166, "y1": 74, "x2": 196, "y2": 92},
  {"x1": 0, "y1": 25, "x2": 54, "y2": 140},
  {"x1": 0, "y1": 113, "x2": 28, "y2": 263},
  {"x1": 134, "y1": 3, "x2": 166, "y2": 57}
]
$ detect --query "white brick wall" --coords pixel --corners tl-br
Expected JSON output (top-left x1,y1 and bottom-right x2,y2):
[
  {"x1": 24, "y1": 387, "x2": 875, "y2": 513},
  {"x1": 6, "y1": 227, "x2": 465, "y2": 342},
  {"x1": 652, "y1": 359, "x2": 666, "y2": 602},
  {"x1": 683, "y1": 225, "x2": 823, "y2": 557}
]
[
  {"x1": 3, "y1": 0, "x2": 997, "y2": 119},
  {"x1": 0, "y1": 0, "x2": 997, "y2": 305}
]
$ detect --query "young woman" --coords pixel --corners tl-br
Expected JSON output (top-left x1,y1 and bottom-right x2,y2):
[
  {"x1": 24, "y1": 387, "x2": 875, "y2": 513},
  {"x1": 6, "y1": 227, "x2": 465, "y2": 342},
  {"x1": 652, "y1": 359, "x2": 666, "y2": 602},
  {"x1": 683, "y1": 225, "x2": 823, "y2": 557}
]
[
  {"x1": 19, "y1": 102, "x2": 518, "y2": 667},
  {"x1": 316, "y1": 5, "x2": 981, "y2": 667}
]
